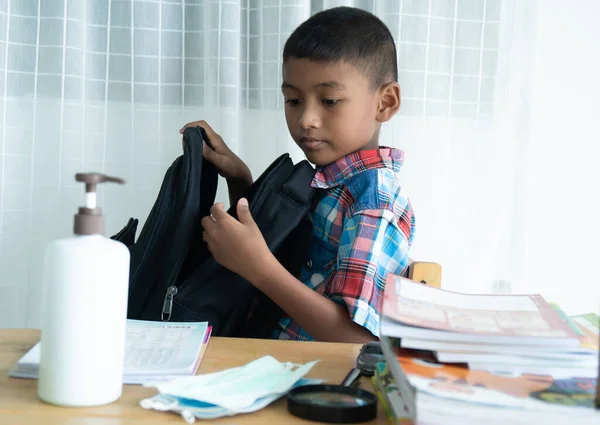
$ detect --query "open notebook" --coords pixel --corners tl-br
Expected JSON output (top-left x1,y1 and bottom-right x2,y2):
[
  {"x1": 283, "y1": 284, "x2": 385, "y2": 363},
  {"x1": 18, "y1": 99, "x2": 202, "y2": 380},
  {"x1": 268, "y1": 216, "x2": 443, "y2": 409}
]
[{"x1": 8, "y1": 319, "x2": 212, "y2": 385}]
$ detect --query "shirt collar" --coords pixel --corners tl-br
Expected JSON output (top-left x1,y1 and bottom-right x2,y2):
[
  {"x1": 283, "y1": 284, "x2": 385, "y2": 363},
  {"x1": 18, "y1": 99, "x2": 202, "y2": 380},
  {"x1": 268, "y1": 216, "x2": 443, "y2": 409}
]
[{"x1": 311, "y1": 146, "x2": 405, "y2": 189}]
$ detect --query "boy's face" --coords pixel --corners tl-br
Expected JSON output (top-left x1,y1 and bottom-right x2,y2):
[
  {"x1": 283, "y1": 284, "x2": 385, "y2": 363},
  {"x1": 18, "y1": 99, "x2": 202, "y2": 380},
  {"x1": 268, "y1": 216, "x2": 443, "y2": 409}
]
[{"x1": 281, "y1": 58, "x2": 385, "y2": 166}]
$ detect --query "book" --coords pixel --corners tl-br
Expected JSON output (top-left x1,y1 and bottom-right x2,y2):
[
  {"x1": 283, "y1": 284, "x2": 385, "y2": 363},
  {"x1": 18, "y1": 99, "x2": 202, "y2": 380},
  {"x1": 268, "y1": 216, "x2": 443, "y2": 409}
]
[
  {"x1": 431, "y1": 313, "x2": 599, "y2": 371},
  {"x1": 399, "y1": 338, "x2": 597, "y2": 357},
  {"x1": 399, "y1": 311, "x2": 599, "y2": 369},
  {"x1": 8, "y1": 319, "x2": 211, "y2": 385},
  {"x1": 466, "y1": 363, "x2": 597, "y2": 379},
  {"x1": 569, "y1": 313, "x2": 600, "y2": 408},
  {"x1": 434, "y1": 350, "x2": 597, "y2": 368},
  {"x1": 373, "y1": 361, "x2": 414, "y2": 425},
  {"x1": 571, "y1": 313, "x2": 600, "y2": 350},
  {"x1": 378, "y1": 274, "x2": 600, "y2": 421},
  {"x1": 371, "y1": 375, "x2": 395, "y2": 423},
  {"x1": 381, "y1": 275, "x2": 581, "y2": 348},
  {"x1": 380, "y1": 335, "x2": 598, "y2": 412},
  {"x1": 379, "y1": 335, "x2": 600, "y2": 425}
]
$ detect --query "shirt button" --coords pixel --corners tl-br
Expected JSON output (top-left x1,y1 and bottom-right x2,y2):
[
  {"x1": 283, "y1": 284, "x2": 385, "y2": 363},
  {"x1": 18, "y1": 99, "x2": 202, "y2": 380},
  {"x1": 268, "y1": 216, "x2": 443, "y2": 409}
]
[{"x1": 306, "y1": 260, "x2": 313, "y2": 269}]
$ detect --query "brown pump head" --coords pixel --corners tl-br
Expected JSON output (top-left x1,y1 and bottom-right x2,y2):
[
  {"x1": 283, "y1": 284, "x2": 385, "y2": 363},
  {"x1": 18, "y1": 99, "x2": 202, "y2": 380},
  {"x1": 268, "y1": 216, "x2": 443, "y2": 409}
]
[{"x1": 74, "y1": 173, "x2": 126, "y2": 236}]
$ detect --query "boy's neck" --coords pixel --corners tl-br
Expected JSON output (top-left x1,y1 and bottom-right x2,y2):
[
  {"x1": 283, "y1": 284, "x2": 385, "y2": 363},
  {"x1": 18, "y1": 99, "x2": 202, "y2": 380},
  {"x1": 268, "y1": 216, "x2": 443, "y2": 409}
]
[
  {"x1": 357, "y1": 133, "x2": 380, "y2": 153},
  {"x1": 363, "y1": 128, "x2": 381, "y2": 151},
  {"x1": 319, "y1": 140, "x2": 381, "y2": 169},
  {"x1": 313, "y1": 131, "x2": 382, "y2": 169}
]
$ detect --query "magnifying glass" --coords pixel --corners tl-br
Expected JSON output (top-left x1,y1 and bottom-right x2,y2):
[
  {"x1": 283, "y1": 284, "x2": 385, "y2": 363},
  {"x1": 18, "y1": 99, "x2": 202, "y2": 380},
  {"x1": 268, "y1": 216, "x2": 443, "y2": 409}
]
[{"x1": 286, "y1": 341, "x2": 385, "y2": 423}]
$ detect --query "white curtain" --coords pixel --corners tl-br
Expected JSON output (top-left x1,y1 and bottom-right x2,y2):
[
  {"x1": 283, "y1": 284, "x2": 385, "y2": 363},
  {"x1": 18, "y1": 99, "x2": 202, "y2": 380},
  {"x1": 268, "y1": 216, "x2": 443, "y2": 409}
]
[{"x1": 0, "y1": 0, "x2": 598, "y2": 328}]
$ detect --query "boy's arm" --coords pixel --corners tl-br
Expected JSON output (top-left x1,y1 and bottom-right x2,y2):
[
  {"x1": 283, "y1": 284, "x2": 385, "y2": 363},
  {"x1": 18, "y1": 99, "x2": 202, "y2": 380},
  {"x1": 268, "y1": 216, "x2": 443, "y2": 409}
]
[
  {"x1": 202, "y1": 197, "x2": 414, "y2": 343},
  {"x1": 323, "y1": 208, "x2": 413, "y2": 337},
  {"x1": 253, "y1": 207, "x2": 412, "y2": 342},
  {"x1": 252, "y1": 257, "x2": 378, "y2": 343}
]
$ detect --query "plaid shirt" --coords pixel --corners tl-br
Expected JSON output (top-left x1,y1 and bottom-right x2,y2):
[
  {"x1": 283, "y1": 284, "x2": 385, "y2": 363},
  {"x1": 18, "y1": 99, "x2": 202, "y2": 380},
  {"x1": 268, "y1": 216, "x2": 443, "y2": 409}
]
[{"x1": 272, "y1": 147, "x2": 416, "y2": 341}]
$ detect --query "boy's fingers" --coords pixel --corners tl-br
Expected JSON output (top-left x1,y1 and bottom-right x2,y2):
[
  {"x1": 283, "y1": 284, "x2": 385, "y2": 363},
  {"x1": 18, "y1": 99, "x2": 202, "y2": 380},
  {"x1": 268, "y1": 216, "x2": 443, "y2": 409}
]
[
  {"x1": 237, "y1": 198, "x2": 256, "y2": 228},
  {"x1": 210, "y1": 202, "x2": 228, "y2": 221},
  {"x1": 193, "y1": 122, "x2": 228, "y2": 151},
  {"x1": 201, "y1": 215, "x2": 216, "y2": 232},
  {"x1": 180, "y1": 120, "x2": 227, "y2": 151},
  {"x1": 179, "y1": 120, "x2": 204, "y2": 133},
  {"x1": 180, "y1": 120, "x2": 217, "y2": 138},
  {"x1": 196, "y1": 121, "x2": 218, "y2": 139},
  {"x1": 202, "y1": 142, "x2": 230, "y2": 171},
  {"x1": 202, "y1": 141, "x2": 217, "y2": 160}
]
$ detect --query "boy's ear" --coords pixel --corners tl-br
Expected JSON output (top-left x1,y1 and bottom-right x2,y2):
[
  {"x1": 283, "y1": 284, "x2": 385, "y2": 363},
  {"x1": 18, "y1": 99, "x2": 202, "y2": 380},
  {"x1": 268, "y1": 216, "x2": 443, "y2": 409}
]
[{"x1": 376, "y1": 82, "x2": 401, "y2": 123}]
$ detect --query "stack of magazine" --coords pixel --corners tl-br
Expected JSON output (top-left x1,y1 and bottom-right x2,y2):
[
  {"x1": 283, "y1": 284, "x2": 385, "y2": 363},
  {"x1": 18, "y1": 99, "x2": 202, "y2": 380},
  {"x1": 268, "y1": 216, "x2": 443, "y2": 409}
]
[{"x1": 375, "y1": 275, "x2": 599, "y2": 425}]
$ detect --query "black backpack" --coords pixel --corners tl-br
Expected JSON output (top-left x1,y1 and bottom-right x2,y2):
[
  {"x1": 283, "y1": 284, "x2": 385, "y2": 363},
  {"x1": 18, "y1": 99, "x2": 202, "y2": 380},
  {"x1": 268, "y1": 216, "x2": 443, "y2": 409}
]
[{"x1": 111, "y1": 126, "x2": 315, "y2": 338}]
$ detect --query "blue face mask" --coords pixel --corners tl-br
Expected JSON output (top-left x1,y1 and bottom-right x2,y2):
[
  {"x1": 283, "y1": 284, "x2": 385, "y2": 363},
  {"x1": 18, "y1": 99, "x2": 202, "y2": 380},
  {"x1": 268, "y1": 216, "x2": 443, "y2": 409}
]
[{"x1": 140, "y1": 356, "x2": 321, "y2": 423}]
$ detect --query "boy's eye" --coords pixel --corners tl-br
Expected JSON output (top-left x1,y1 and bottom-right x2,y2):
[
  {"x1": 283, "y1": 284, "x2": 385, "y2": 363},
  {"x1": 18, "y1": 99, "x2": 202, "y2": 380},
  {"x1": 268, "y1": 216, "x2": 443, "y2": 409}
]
[
  {"x1": 285, "y1": 98, "x2": 301, "y2": 106},
  {"x1": 322, "y1": 99, "x2": 340, "y2": 106}
]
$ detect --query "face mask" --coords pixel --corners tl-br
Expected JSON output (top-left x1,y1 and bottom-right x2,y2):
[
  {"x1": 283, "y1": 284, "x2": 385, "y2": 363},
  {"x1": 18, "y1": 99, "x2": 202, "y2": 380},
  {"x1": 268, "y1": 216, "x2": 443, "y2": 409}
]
[{"x1": 140, "y1": 356, "x2": 321, "y2": 422}]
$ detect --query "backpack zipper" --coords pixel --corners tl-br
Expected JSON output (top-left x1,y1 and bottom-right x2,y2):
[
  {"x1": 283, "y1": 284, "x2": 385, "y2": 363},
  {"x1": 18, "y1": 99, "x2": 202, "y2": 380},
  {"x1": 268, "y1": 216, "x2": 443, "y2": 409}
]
[{"x1": 161, "y1": 285, "x2": 178, "y2": 321}]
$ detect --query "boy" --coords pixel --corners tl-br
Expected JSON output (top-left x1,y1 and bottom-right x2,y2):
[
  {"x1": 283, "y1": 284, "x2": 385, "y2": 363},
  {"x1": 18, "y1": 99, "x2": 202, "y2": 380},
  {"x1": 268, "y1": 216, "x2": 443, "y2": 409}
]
[{"x1": 180, "y1": 7, "x2": 415, "y2": 343}]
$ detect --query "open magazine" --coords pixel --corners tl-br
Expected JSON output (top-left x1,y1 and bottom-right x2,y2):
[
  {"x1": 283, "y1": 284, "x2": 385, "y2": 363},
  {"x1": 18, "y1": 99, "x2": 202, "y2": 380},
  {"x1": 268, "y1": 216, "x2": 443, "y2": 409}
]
[{"x1": 381, "y1": 276, "x2": 581, "y2": 347}]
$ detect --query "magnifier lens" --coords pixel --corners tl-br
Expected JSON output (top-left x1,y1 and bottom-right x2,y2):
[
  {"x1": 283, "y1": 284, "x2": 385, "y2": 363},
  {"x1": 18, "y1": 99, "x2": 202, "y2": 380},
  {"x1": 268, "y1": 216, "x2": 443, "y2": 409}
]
[
  {"x1": 292, "y1": 390, "x2": 371, "y2": 407},
  {"x1": 287, "y1": 384, "x2": 378, "y2": 423}
]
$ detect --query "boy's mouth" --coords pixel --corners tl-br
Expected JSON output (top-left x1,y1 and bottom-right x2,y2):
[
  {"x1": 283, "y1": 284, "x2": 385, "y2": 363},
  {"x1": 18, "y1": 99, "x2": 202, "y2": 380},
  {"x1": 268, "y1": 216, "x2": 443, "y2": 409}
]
[{"x1": 299, "y1": 137, "x2": 326, "y2": 150}]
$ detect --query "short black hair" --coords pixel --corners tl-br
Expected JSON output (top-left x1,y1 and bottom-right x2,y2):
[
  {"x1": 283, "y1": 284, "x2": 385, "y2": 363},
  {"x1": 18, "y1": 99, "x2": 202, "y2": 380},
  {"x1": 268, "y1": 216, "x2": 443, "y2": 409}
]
[{"x1": 283, "y1": 7, "x2": 398, "y2": 90}]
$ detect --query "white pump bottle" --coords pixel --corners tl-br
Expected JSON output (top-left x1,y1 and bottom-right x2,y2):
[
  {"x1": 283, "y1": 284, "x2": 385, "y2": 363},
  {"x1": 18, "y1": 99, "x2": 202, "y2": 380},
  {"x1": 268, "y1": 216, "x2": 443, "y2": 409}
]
[{"x1": 38, "y1": 173, "x2": 131, "y2": 407}]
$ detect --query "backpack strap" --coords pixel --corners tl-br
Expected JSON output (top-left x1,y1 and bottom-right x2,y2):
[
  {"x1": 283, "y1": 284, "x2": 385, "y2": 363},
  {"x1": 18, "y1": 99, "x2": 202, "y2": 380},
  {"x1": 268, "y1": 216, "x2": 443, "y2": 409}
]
[
  {"x1": 124, "y1": 126, "x2": 218, "y2": 320},
  {"x1": 281, "y1": 160, "x2": 316, "y2": 205},
  {"x1": 110, "y1": 217, "x2": 138, "y2": 248}
]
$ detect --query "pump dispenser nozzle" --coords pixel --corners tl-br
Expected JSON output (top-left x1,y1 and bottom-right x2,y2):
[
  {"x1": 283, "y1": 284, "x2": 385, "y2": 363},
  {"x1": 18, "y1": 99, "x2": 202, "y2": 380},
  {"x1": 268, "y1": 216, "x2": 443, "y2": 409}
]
[{"x1": 74, "y1": 173, "x2": 125, "y2": 236}]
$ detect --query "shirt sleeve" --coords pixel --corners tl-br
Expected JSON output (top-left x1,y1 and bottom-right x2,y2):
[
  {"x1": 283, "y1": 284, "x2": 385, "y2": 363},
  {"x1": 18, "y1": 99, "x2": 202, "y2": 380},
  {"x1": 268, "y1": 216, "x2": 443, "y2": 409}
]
[{"x1": 325, "y1": 207, "x2": 414, "y2": 337}]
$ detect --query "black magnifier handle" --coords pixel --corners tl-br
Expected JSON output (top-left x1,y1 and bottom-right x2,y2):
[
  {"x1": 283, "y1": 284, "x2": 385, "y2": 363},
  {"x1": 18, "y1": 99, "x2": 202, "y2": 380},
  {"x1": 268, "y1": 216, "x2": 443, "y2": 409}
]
[{"x1": 341, "y1": 367, "x2": 362, "y2": 387}]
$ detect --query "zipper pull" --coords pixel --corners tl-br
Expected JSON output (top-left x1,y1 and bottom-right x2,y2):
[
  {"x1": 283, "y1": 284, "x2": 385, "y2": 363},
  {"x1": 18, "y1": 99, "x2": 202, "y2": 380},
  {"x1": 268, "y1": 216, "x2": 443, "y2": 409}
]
[{"x1": 161, "y1": 285, "x2": 178, "y2": 321}]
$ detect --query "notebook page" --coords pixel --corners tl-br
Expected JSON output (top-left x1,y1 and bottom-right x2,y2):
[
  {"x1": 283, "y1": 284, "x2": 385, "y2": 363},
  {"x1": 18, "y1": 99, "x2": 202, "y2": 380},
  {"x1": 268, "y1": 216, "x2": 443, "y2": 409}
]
[
  {"x1": 124, "y1": 319, "x2": 208, "y2": 375},
  {"x1": 10, "y1": 319, "x2": 209, "y2": 377}
]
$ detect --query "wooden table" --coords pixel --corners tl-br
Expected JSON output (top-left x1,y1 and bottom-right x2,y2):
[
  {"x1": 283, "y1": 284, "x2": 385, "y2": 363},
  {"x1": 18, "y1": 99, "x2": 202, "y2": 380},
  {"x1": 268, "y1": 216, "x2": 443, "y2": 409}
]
[{"x1": 0, "y1": 329, "x2": 388, "y2": 424}]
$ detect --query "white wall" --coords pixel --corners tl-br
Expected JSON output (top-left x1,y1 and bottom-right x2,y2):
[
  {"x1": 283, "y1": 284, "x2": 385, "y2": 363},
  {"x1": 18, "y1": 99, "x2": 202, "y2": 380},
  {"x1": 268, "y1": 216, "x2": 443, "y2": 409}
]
[{"x1": 509, "y1": 0, "x2": 600, "y2": 314}]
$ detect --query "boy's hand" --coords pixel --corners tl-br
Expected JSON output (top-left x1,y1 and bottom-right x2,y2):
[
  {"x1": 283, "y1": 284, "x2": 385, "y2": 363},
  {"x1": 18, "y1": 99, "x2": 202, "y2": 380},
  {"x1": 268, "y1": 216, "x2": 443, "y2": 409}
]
[
  {"x1": 201, "y1": 198, "x2": 275, "y2": 282},
  {"x1": 180, "y1": 120, "x2": 252, "y2": 185}
]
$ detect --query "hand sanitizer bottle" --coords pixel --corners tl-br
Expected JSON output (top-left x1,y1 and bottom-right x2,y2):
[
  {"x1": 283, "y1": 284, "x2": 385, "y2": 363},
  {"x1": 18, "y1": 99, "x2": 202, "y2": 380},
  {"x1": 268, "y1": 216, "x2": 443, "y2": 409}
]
[{"x1": 38, "y1": 173, "x2": 131, "y2": 407}]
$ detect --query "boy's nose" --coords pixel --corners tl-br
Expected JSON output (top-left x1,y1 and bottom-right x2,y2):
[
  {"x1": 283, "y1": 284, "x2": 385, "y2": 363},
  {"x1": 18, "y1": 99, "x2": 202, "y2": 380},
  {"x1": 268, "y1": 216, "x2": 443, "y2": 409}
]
[{"x1": 298, "y1": 106, "x2": 321, "y2": 130}]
